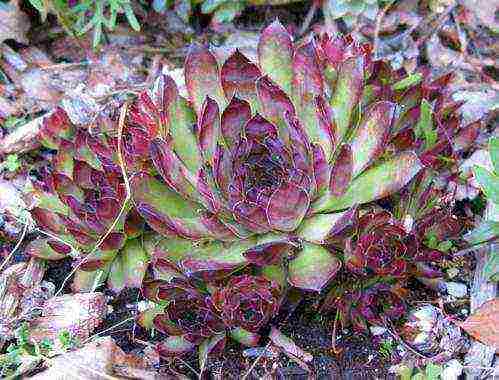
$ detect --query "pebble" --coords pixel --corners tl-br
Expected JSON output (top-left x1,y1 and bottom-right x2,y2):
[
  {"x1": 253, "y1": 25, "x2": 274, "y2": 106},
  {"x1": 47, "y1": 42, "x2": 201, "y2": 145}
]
[{"x1": 446, "y1": 282, "x2": 468, "y2": 298}]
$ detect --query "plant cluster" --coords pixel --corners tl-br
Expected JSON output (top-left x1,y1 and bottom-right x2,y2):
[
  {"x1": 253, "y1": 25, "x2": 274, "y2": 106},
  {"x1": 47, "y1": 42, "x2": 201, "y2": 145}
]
[{"x1": 26, "y1": 21, "x2": 479, "y2": 360}]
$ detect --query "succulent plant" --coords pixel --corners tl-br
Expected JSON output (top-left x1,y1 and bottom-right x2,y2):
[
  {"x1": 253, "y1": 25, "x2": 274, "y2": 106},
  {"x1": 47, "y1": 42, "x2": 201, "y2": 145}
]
[
  {"x1": 25, "y1": 108, "x2": 148, "y2": 292},
  {"x1": 141, "y1": 271, "x2": 281, "y2": 354},
  {"x1": 124, "y1": 22, "x2": 437, "y2": 297}
]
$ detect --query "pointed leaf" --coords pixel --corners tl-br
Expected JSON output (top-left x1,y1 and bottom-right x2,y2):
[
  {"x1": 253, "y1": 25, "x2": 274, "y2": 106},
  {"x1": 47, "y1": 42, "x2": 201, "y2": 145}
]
[
  {"x1": 267, "y1": 181, "x2": 309, "y2": 232},
  {"x1": 230, "y1": 327, "x2": 260, "y2": 347},
  {"x1": 220, "y1": 97, "x2": 251, "y2": 148},
  {"x1": 490, "y1": 137, "x2": 499, "y2": 173},
  {"x1": 197, "y1": 97, "x2": 221, "y2": 165},
  {"x1": 25, "y1": 238, "x2": 69, "y2": 260},
  {"x1": 330, "y1": 56, "x2": 364, "y2": 140},
  {"x1": 313, "y1": 151, "x2": 423, "y2": 212},
  {"x1": 329, "y1": 144, "x2": 352, "y2": 197},
  {"x1": 256, "y1": 76, "x2": 295, "y2": 140},
  {"x1": 165, "y1": 81, "x2": 202, "y2": 173},
  {"x1": 258, "y1": 20, "x2": 294, "y2": 96},
  {"x1": 157, "y1": 336, "x2": 195, "y2": 356},
  {"x1": 288, "y1": 243, "x2": 341, "y2": 291},
  {"x1": 269, "y1": 327, "x2": 313, "y2": 362},
  {"x1": 182, "y1": 239, "x2": 256, "y2": 274},
  {"x1": 295, "y1": 210, "x2": 349, "y2": 244},
  {"x1": 131, "y1": 173, "x2": 214, "y2": 239},
  {"x1": 185, "y1": 45, "x2": 226, "y2": 115},
  {"x1": 199, "y1": 333, "x2": 226, "y2": 373},
  {"x1": 349, "y1": 101, "x2": 395, "y2": 176},
  {"x1": 473, "y1": 166, "x2": 499, "y2": 205},
  {"x1": 108, "y1": 239, "x2": 149, "y2": 292},
  {"x1": 221, "y1": 50, "x2": 261, "y2": 111}
]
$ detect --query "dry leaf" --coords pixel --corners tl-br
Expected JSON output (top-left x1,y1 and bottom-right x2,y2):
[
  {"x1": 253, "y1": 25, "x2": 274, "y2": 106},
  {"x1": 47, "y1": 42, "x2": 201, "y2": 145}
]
[
  {"x1": 29, "y1": 293, "x2": 107, "y2": 349},
  {"x1": 269, "y1": 326, "x2": 313, "y2": 362},
  {"x1": 458, "y1": 298, "x2": 499, "y2": 353},
  {"x1": 30, "y1": 336, "x2": 160, "y2": 380},
  {"x1": 0, "y1": 0, "x2": 29, "y2": 44}
]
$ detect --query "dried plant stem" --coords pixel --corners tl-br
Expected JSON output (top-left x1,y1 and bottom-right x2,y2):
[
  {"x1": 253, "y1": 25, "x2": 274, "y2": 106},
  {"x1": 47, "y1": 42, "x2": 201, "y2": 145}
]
[
  {"x1": 242, "y1": 341, "x2": 272, "y2": 380},
  {"x1": 54, "y1": 102, "x2": 132, "y2": 296},
  {"x1": 83, "y1": 317, "x2": 135, "y2": 344},
  {"x1": 0, "y1": 221, "x2": 28, "y2": 273},
  {"x1": 298, "y1": 0, "x2": 319, "y2": 36}
]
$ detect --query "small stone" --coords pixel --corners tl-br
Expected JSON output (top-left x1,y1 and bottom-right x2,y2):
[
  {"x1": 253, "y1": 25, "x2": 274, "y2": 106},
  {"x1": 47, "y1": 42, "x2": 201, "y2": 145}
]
[
  {"x1": 446, "y1": 267, "x2": 459, "y2": 279},
  {"x1": 442, "y1": 359, "x2": 463, "y2": 380},
  {"x1": 446, "y1": 282, "x2": 468, "y2": 298},
  {"x1": 370, "y1": 326, "x2": 387, "y2": 336}
]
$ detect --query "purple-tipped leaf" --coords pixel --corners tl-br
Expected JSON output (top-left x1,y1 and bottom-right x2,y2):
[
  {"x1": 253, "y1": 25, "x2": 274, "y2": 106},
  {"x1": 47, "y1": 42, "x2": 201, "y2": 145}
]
[
  {"x1": 221, "y1": 50, "x2": 261, "y2": 111},
  {"x1": 329, "y1": 144, "x2": 353, "y2": 197},
  {"x1": 313, "y1": 151, "x2": 423, "y2": 213},
  {"x1": 330, "y1": 56, "x2": 364, "y2": 140},
  {"x1": 258, "y1": 20, "x2": 294, "y2": 96},
  {"x1": 266, "y1": 181, "x2": 310, "y2": 232},
  {"x1": 197, "y1": 97, "x2": 221, "y2": 166},
  {"x1": 350, "y1": 101, "x2": 395, "y2": 177},
  {"x1": 185, "y1": 44, "x2": 226, "y2": 115},
  {"x1": 221, "y1": 97, "x2": 251, "y2": 147}
]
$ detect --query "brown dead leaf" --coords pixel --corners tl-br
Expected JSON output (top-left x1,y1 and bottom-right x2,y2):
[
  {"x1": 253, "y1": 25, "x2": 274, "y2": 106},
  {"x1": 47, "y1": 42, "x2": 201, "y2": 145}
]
[
  {"x1": 458, "y1": 298, "x2": 499, "y2": 353},
  {"x1": 269, "y1": 326, "x2": 313, "y2": 363},
  {"x1": 30, "y1": 336, "x2": 161, "y2": 380},
  {"x1": 29, "y1": 293, "x2": 107, "y2": 349},
  {"x1": 0, "y1": 0, "x2": 29, "y2": 44}
]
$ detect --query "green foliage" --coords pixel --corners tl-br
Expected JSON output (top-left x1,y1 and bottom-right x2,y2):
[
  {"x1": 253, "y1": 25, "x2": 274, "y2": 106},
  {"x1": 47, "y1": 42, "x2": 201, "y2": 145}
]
[
  {"x1": 415, "y1": 99, "x2": 438, "y2": 150},
  {"x1": 398, "y1": 363, "x2": 444, "y2": 380},
  {"x1": 323, "y1": 0, "x2": 389, "y2": 26},
  {"x1": 467, "y1": 137, "x2": 499, "y2": 282},
  {"x1": 0, "y1": 324, "x2": 77, "y2": 377},
  {"x1": 27, "y1": 0, "x2": 141, "y2": 48},
  {"x1": 0, "y1": 154, "x2": 21, "y2": 172}
]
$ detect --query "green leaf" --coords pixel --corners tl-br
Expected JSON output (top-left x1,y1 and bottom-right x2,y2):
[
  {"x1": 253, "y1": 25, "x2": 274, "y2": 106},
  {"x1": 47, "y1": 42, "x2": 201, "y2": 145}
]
[
  {"x1": 230, "y1": 327, "x2": 260, "y2": 347},
  {"x1": 288, "y1": 242, "x2": 341, "y2": 291},
  {"x1": 489, "y1": 137, "x2": 499, "y2": 174},
  {"x1": 312, "y1": 151, "x2": 423, "y2": 212},
  {"x1": 483, "y1": 251, "x2": 498, "y2": 282},
  {"x1": 465, "y1": 220, "x2": 499, "y2": 245},
  {"x1": 212, "y1": 1, "x2": 244, "y2": 24},
  {"x1": 199, "y1": 334, "x2": 225, "y2": 374},
  {"x1": 258, "y1": 20, "x2": 294, "y2": 96},
  {"x1": 473, "y1": 166, "x2": 499, "y2": 205},
  {"x1": 330, "y1": 56, "x2": 364, "y2": 140},
  {"x1": 295, "y1": 211, "x2": 349, "y2": 244},
  {"x1": 392, "y1": 72, "x2": 423, "y2": 91},
  {"x1": 123, "y1": 3, "x2": 140, "y2": 31},
  {"x1": 415, "y1": 99, "x2": 437, "y2": 150},
  {"x1": 425, "y1": 363, "x2": 443, "y2": 380},
  {"x1": 108, "y1": 239, "x2": 149, "y2": 292},
  {"x1": 200, "y1": 0, "x2": 226, "y2": 13},
  {"x1": 1, "y1": 154, "x2": 21, "y2": 172}
]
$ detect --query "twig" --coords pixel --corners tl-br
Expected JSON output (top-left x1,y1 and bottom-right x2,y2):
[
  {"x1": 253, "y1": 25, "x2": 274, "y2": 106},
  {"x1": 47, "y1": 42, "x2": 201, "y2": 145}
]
[
  {"x1": 0, "y1": 113, "x2": 50, "y2": 155},
  {"x1": 54, "y1": 102, "x2": 132, "y2": 297},
  {"x1": 373, "y1": 0, "x2": 395, "y2": 57},
  {"x1": 174, "y1": 356, "x2": 201, "y2": 379},
  {"x1": 242, "y1": 341, "x2": 272, "y2": 380},
  {"x1": 82, "y1": 317, "x2": 135, "y2": 344},
  {"x1": 298, "y1": 0, "x2": 319, "y2": 37},
  {"x1": 0, "y1": 221, "x2": 28, "y2": 273},
  {"x1": 331, "y1": 309, "x2": 341, "y2": 354}
]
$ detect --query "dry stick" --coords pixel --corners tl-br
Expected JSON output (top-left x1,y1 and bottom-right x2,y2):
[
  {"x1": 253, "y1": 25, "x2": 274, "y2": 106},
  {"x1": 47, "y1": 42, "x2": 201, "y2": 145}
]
[
  {"x1": 174, "y1": 356, "x2": 201, "y2": 379},
  {"x1": 0, "y1": 222, "x2": 28, "y2": 273},
  {"x1": 54, "y1": 102, "x2": 132, "y2": 297},
  {"x1": 298, "y1": 0, "x2": 319, "y2": 37},
  {"x1": 82, "y1": 317, "x2": 135, "y2": 344},
  {"x1": 373, "y1": 0, "x2": 395, "y2": 57},
  {"x1": 242, "y1": 341, "x2": 272, "y2": 380}
]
